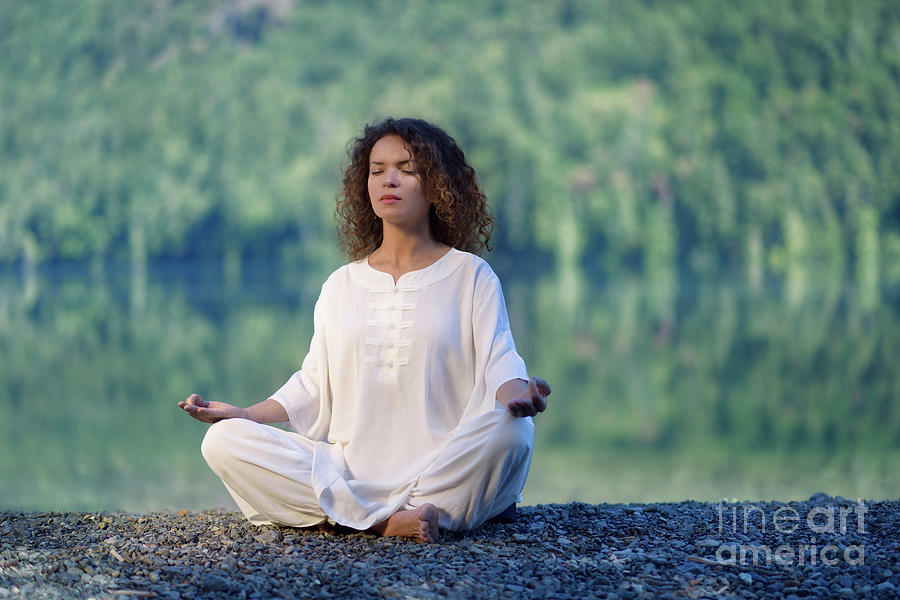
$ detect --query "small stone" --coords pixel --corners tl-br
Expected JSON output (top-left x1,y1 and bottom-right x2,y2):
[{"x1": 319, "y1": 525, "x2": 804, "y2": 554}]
[
  {"x1": 199, "y1": 574, "x2": 232, "y2": 592},
  {"x1": 253, "y1": 528, "x2": 283, "y2": 544},
  {"x1": 528, "y1": 522, "x2": 546, "y2": 535},
  {"x1": 808, "y1": 492, "x2": 832, "y2": 503},
  {"x1": 57, "y1": 572, "x2": 80, "y2": 585},
  {"x1": 739, "y1": 572, "x2": 752, "y2": 585}
]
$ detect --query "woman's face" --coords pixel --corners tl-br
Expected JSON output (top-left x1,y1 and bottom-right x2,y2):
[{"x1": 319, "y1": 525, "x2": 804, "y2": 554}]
[{"x1": 367, "y1": 135, "x2": 430, "y2": 228}]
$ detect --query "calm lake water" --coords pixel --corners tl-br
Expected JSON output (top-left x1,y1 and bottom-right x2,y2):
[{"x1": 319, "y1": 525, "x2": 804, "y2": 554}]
[{"x1": 1, "y1": 262, "x2": 898, "y2": 512}]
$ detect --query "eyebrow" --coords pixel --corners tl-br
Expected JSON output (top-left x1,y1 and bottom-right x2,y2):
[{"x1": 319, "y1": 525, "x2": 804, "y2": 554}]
[{"x1": 370, "y1": 159, "x2": 415, "y2": 166}]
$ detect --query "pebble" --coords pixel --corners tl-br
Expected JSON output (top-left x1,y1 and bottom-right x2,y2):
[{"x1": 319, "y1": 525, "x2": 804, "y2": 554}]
[
  {"x1": 200, "y1": 574, "x2": 233, "y2": 591},
  {"x1": 1, "y1": 498, "x2": 898, "y2": 599}
]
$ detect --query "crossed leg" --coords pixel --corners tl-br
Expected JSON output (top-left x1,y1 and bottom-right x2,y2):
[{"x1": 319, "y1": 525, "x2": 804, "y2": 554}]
[{"x1": 200, "y1": 409, "x2": 534, "y2": 542}]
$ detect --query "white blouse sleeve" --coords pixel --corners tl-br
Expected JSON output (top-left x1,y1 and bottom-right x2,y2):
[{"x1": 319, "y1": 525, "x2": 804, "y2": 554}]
[
  {"x1": 472, "y1": 266, "x2": 529, "y2": 406},
  {"x1": 269, "y1": 288, "x2": 332, "y2": 441}
]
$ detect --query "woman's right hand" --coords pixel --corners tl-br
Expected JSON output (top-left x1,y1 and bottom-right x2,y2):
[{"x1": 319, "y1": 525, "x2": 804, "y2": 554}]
[{"x1": 178, "y1": 393, "x2": 247, "y2": 423}]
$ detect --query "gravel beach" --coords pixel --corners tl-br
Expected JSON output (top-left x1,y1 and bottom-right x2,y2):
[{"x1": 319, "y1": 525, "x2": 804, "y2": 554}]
[{"x1": 2, "y1": 495, "x2": 898, "y2": 599}]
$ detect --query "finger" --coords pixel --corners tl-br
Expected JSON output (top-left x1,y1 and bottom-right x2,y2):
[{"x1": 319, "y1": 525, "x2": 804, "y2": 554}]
[
  {"x1": 527, "y1": 378, "x2": 546, "y2": 411},
  {"x1": 509, "y1": 400, "x2": 533, "y2": 418},
  {"x1": 522, "y1": 400, "x2": 536, "y2": 417},
  {"x1": 183, "y1": 404, "x2": 206, "y2": 416},
  {"x1": 187, "y1": 393, "x2": 206, "y2": 407},
  {"x1": 528, "y1": 377, "x2": 548, "y2": 409},
  {"x1": 508, "y1": 401, "x2": 522, "y2": 417},
  {"x1": 188, "y1": 407, "x2": 217, "y2": 422},
  {"x1": 534, "y1": 376, "x2": 551, "y2": 396}
]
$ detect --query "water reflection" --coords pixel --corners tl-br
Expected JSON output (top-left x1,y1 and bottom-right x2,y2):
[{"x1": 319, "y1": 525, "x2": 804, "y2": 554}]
[{"x1": 0, "y1": 265, "x2": 897, "y2": 511}]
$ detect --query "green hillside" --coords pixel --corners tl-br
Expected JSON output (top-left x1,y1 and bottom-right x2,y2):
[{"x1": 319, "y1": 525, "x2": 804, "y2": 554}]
[{"x1": 1, "y1": 0, "x2": 898, "y2": 280}]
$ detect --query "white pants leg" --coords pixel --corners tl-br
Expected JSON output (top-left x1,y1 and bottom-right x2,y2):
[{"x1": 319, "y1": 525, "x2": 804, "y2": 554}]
[
  {"x1": 201, "y1": 410, "x2": 533, "y2": 532},
  {"x1": 201, "y1": 418, "x2": 327, "y2": 527},
  {"x1": 405, "y1": 408, "x2": 534, "y2": 532}
]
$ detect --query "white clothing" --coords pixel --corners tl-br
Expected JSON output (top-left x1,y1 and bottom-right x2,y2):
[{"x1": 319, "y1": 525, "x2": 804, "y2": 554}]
[
  {"x1": 202, "y1": 407, "x2": 533, "y2": 530},
  {"x1": 204, "y1": 248, "x2": 533, "y2": 530}
]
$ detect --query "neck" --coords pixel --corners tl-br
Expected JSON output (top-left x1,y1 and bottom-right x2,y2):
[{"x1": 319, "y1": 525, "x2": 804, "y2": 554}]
[{"x1": 375, "y1": 222, "x2": 442, "y2": 266}]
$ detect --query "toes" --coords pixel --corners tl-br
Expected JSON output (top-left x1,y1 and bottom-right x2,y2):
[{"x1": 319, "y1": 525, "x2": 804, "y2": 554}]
[
  {"x1": 418, "y1": 504, "x2": 439, "y2": 543},
  {"x1": 418, "y1": 522, "x2": 432, "y2": 543},
  {"x1": 418, "y1": 520, "x2": 437, "y2": 543}
]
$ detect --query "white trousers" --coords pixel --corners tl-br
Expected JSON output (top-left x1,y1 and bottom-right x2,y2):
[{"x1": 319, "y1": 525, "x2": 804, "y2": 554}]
[{"x1": 201, "y1": 408, "x2": 533, "y2": 531}]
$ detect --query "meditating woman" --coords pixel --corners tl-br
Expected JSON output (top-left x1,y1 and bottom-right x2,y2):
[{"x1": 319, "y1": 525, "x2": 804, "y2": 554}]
[{"x1": 179, "y1": 117, "x2": 550, "y2": 543}]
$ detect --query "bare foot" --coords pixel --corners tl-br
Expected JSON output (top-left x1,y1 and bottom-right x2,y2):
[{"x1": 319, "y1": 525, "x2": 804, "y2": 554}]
[{"x1": 371, "y1": 504, "x2": 439, "y2": 543}]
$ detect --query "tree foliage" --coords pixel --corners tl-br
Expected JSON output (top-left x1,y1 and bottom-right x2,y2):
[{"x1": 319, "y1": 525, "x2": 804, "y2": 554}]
[{"x1": 1, "y1": 0, "x2": 898, "y2": 278}]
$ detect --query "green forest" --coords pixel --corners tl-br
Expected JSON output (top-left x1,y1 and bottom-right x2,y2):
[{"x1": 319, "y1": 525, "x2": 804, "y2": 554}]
[{"x1": 1, "y1": 0, "x2": 899, "y2": 281}]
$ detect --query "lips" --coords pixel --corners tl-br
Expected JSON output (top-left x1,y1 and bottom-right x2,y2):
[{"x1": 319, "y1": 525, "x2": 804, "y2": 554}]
[{"x1": 381, "y1": 194, "x2": 400, "y2": 204}]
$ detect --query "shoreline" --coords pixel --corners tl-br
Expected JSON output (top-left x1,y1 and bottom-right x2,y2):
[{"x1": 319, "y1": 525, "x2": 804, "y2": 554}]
[{"x1": 2, "y1": 496, "x2": 898, "y2": 599}]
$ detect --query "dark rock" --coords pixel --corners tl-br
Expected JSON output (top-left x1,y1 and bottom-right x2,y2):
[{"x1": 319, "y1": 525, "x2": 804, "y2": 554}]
[
  {"x1": 199, "y1": 573, "x2": 233, "y2": 591},
  {"x1": 252, "y1": 528, "x2": 283, "y2": 544},
  {"x1": 808, "y1": 492, "x2": 833, "y2": 503}
]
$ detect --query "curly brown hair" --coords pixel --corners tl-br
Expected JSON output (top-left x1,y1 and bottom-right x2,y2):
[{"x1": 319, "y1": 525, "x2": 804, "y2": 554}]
[{"x1": 336, "y1": 117, "x2": 494, "y2": 260}]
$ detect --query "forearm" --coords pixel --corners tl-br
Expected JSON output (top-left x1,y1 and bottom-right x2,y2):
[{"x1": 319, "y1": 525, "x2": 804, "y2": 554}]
[
  {"x1": 243, "y1": 397, "x2": 290, "y2": 424},
  {"x1": 496, "y1": 378, "x2": 528, "y2": 409}
]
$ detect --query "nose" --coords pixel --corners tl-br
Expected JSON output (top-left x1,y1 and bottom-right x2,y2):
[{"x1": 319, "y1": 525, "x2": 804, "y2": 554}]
[{"x1": 383, "y1": 168, "x2": 400, "y2": 187}]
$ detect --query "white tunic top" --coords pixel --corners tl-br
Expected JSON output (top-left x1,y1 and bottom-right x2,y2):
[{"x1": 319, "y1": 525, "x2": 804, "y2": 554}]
[{"x1": 269, "y1": 247, "x2": 529, "y2": 528}]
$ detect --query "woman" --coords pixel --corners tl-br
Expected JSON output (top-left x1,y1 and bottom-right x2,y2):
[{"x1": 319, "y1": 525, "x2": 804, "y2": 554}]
[{"x1": 179, "y1": 118, "x2": 550, "y2": 543}]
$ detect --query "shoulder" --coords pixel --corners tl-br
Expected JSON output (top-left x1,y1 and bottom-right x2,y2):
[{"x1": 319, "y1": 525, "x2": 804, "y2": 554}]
[
  {"x1": 452, "y1": 249, "x2": 499, "y2": 280},
  {"x1": 319, "y1": 262, "x2": 357, "y2": 299},
  {"x1": 450, "y1": 249, "x2": 504, "y2": 299}
]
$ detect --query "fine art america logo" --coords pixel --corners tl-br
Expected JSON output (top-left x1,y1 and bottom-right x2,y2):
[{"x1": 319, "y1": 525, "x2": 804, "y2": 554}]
[{"x1": 713, "y1": 498, "x2": 867, "y2": 566}]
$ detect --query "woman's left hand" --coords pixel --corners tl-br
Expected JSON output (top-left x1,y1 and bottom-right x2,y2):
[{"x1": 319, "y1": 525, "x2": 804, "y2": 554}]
[{"x1": 505, "y1": 376, "x2": 551, "y2": 418}]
